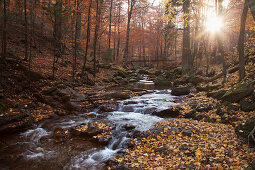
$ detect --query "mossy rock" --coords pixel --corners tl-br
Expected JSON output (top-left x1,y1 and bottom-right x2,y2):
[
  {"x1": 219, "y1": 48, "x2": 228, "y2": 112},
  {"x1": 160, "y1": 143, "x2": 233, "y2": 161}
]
[
  {"x1": 222, "y1": 80, "x2": 255, "y2": 103},
  {"x1": 239, "y1": 96, "x2": 255, "y2": 112},
  {"x1": 154, "y1": 76, "x2": 170, "y2": 86},
  {"x1": 196, "y1": 85, "x2": 220, "y2": 92},
  {"x1": 207, "y1": 90, "x2": 227, "y2": 99},
  {"x1": 236, "y1": 118, "x2": 255, "y2": 143},
  {"x1": 114, "y1": 67, "x2": 128, "y2": 78}
]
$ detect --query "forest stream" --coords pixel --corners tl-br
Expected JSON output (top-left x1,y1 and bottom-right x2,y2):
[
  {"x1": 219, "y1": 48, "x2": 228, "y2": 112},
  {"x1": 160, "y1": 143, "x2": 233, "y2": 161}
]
[{"x1": 1, "y1": 75, "x2": 182, "y2": 170}]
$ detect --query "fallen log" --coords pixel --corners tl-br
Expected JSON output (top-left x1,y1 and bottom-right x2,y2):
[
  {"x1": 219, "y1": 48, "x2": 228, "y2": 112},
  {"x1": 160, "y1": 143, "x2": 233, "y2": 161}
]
[{"x1": 202, "y1": 53, "x2": 255, "y2": 83}]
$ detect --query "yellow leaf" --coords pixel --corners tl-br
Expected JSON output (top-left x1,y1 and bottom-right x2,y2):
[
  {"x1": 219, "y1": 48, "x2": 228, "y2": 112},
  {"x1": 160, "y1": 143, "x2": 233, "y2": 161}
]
[{"x1": 218, "y1": 164, "x2": 223, "y2": 170}]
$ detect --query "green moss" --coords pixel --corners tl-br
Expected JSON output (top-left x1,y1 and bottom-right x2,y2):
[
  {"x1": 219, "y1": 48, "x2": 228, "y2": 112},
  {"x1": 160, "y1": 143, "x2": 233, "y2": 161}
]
[
  {"x1": 155, "y1": 76, "x2": 170, "y2": 86},
  {"x1": 221, "y1": 80, "x2": 255, "y2": 103},
  {"x1": 223, "y1": 80, "x2": 255, "y2": 99},
  {"x1": 114, "y1": 67, "x2": 128, "y2": 78},
  {"x1": 236, "y1": 118, "x2": 255, "y2": 143}
]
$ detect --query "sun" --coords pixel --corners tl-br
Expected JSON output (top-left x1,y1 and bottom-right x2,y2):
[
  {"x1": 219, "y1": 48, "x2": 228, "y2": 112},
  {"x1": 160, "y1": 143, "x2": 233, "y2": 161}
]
[{"x1": 205, "y1": 16, "x2": 224, "y2": 33}]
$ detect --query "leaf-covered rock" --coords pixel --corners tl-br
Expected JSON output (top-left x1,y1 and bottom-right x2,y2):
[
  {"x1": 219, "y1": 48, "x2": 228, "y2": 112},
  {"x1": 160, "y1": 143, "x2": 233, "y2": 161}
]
[{"x1": 222, "y1": 81, "x2": 255, "y2": 103}]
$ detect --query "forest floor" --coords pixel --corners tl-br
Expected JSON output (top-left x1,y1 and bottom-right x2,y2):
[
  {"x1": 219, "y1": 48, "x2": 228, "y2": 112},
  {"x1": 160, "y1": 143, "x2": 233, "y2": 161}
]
[
  {"x1": 1, "y1": 56, "x2": 255, "y2": 169},
  {"x1": 0, "y1": 22, "x2": 255, "y2": 169}
]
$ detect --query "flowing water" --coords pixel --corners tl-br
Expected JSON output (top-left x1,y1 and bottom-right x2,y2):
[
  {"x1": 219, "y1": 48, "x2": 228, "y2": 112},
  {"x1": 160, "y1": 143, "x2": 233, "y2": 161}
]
[{"x1": 0, "y1": 75, "x2": 179, "y2": 170}]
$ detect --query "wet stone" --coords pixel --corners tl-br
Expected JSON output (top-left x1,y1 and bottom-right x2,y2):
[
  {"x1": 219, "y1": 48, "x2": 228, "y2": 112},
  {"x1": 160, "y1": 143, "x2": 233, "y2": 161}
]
[
  {"x1": 122, "y1": 106, "x2": 134, "y2": 112},
  {"x1": 123, "y1": 101, "x2": 138, "y2": 105},
  {"x1": 182, "y1": 129, "x2": 193, "y2": 137},
  {"x1": 123, "y1": 124, "x2": 136, "y2": 131},
  {"x1": 99, "y1": 102, "x2": 119, "y2": 112}
]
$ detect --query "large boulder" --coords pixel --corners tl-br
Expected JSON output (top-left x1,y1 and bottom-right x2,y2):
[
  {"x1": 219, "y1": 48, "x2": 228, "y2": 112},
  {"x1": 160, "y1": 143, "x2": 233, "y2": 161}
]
[
  {"x1": 239, "y1": 96, "x2": 255, "y2": 112},
  {"x1": 171, "y1": 87, "x2": 190, "y2": 96},
  {"x1": 42, "y1": 87, "x2": 58, "y2": 95},
  {"x1": 64, "y1": 101, "x2": 81, "y2": 111},
  {"x1": 122, "y1": 106, "x2": 134, "y2": 112},
  {"x1": 222, "y1": 81, "x2": 255, "y2": 103},
  {"x1": 0, "y1": 109, "x2": 33, "y2": 134},
  {"x1": 152, "y1": 107, "x2": 180, "y2": 118},
  {"x1": 71, "y1": 121, "x2": 114, "y2": 145},
  {"x1": 99, "y1": 101, "x2": 119, "y2": 112},
  {"x1": 102, "y1": 91, "x2": 131, "y2": 100},
  {"x1": 154, "y1": 76, "x2": 171, "y2": 86},
  {"x1": 236, "y1": 118, "x2": 255, "y2": 144},
  {"x1": 138, "y1": 69, "x2": 150, "y2": 75}
]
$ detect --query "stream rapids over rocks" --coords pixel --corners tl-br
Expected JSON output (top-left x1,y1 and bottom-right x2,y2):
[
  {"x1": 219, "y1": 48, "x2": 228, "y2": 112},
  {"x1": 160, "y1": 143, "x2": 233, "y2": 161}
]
[{"x1": 0, "y1": 75, "x2": 183, "y2": 170}]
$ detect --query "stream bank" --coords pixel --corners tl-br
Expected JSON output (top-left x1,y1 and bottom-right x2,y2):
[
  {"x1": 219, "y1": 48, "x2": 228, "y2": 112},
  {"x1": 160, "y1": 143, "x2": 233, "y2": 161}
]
[{"x1": 0, "y1": 75, "x2": 185, "y2": 169}]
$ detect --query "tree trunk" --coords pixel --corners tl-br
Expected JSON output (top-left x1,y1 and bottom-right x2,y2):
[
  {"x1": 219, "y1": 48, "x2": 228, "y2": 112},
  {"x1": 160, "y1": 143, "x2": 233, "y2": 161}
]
[
  {"x1": 116, "y1": 2, "x2": 121, "y2": 61},
  {"x1": 53, "y1": 6, "x2": 57, "y2": 79},
  {"x1": 2, "y1": 0, "x2": 7, "y2": 63},
  {"x1": 55, "y1": 0, "x2": 63, "y2": 63},
  {"x1": 108, "y1": 0, "x2": 113, "y2": 49},
  {"x1": 182, "y1": 0, "x2": 191, "y2": 74},
  {"x1": 216, "y1": 0, "x2": 227, "y2": 83},
  {"x1": 24, "y1": 0, "x2": 28, "y2": 61},
  {"x1": 238, "y1": 0, "x2": 248, "y2": 81},
  {"x1": 81, "y1": 0, "x2": 92, "y2": 76},
  {"x1": 73, "y1": 0, "x2": 80, "y2": 80},
  {"x1": 142, "y1": 23, "x2": 146, "y2": 67},
  {"x1": 193, "y1": 19, "x2": 199, "y2": 68},
  {"x1": 93, "y1": 0, "x2": 103, "y2": 79},
  {"x1": 124, "y1": 0, "x2": 135, "y2": 65}
]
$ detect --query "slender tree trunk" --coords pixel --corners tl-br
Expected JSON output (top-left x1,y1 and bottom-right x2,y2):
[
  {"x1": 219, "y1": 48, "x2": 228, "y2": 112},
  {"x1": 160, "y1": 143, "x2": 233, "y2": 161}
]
[
  {"x1": 31, "y1": 0, "x2": 36, "y2": 49},
  {"x1": 81, "y1": 0, "x2": 92, "y2": 75},
  {"x1": 53, "y1": 8, "x2": 57, "y2": 79},
  {"x1": 156, "y1": 33, "x2": 159, "y2": 67},
  {"x1": 24, "y1": 0, "x2": 28, "y2": 61},
  {"x1": 2, "y1": 0, "x2": 7, "y2": 63},
  {"x1": 182, "y1": 0, "x2": 191, "y2": 74},
  {"x1": 108, "y1": 0, "x2": 113, "y2": 49},
  {"x1": 55, "y1": 0, "x2": 62, "y2": 63},
  {"x1": 124, "y1": 0, "x2": 135, "y2": 65},
  {"x1": 116, "y1": 2, "x2": 121, "y2": 61},
  {"x1": 174, "y1": 34, "x2": 177, "y2": 60},
  {"x1": 113, "y1": 23, "x2": 116, "y2": 62},
  {"x1": 238, "y1": 0, "x2": 248, "y2": 81},
  {"x1": 73, "y1": 0, "x2": 80, "y2": 80},
  {"x1": 193, "y1": 19, "x2": 199, "y2": 68},
  {"x1": 93, "y1": 0, "x2": 102, "y2": 79},
  {"x1": 216, "y1": 0, "x2": 227, "y2": 83},
  {"x1": 28, "y1": 26, "x2": 32, "y2": 84}
]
